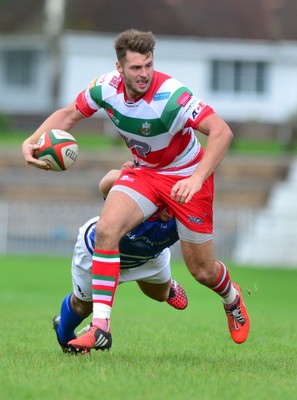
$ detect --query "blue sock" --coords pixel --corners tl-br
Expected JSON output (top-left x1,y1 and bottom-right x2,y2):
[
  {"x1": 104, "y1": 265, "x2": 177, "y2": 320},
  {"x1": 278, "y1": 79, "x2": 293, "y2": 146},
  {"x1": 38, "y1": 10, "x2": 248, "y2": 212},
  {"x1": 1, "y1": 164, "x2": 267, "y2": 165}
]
[{"x1": 57, "y1": 293, "x2": 84, "y2": 344}]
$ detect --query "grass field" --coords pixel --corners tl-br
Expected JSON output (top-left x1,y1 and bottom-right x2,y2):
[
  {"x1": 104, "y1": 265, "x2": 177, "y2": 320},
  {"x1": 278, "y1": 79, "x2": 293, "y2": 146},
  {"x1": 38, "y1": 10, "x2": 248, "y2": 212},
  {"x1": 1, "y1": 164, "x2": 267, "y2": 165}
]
[{"x1": 1, "y1": 256, "x2": 296, "y2": 400}]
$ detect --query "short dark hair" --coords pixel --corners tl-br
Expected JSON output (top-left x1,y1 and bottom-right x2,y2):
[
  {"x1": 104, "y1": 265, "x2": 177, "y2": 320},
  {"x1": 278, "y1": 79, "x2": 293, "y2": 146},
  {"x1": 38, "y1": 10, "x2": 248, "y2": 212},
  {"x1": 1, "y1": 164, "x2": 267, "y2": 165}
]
[{"x1": 114, "y1": 29, "x2": 156, "y2": 62}]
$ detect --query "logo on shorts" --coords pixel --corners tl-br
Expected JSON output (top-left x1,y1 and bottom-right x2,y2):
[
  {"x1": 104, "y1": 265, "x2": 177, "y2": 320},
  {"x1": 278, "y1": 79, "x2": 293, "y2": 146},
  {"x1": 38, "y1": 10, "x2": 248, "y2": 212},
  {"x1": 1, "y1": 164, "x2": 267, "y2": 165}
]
[
  {"x1": 188, "y1": 216, "x2": 203, "y2": 224},
  {"x1": 77, "y1": 285, "x2": 86, "y2": 298},
  {"x1": 120, "y1": 175, "x2": 135, "y2": 183}
]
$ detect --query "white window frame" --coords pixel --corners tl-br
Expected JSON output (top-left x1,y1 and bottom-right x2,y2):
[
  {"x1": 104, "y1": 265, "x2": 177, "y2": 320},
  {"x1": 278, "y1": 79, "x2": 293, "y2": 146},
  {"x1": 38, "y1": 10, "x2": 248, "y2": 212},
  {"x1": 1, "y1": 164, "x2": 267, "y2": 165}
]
[
  {"x1": 2, "y1": 49, "x2": 38, "y2": 88},
  {"x1": 211, "y1": 60, "x2": 268, "y2": 94}
]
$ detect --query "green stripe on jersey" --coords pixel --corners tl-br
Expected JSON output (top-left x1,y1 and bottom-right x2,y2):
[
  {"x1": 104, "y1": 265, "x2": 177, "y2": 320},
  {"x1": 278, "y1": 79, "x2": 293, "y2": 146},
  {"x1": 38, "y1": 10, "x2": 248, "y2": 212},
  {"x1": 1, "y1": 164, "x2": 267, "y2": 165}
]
[
  {"x1": 100, "y1": 100, "x2": 168, "y2": 137},
  {"x1": 89, "y1": 85, "x2": 191, "y2": 137},
  {"x1": 160, "y1": 86, "x2": 192, "y2": 127},
  {"x1": 89, "y1": 85, "x2": 103, "y2": 106}
]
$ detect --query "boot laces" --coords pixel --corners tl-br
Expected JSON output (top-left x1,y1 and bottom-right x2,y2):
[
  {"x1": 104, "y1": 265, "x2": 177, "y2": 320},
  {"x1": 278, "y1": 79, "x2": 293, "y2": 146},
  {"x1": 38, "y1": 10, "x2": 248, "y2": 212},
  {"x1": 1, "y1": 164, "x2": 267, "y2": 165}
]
[
  {"x1": 227, "y1": 306, "x2": 245, "y2": 331},
  {"x1": 168, "y1": 279, "x2": 177, "y2": 299}
]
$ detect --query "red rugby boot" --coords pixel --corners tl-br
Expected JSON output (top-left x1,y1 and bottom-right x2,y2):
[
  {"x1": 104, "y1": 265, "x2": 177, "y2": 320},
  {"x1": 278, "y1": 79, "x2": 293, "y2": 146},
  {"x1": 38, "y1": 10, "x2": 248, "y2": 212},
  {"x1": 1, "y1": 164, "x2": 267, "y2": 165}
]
[
  {"x1": 224, "y1": 283, "x2": 250, "y2": 344},
  {"x1": 166, "y1": 279, "x2": 188, "y2": 310}
]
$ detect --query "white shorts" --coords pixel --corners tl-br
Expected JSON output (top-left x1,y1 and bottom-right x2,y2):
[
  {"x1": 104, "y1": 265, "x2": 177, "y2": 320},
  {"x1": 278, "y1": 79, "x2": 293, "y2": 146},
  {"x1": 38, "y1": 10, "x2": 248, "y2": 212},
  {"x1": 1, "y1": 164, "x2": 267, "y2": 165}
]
[{"x1": 71, "y1": 227, "x2": 172, "y2": 301}]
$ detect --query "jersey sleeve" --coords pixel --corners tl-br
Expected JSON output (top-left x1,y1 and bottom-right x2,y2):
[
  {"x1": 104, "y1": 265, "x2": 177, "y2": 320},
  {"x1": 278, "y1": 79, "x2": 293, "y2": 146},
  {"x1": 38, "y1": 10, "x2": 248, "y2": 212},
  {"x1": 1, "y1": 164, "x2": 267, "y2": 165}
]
[
  {"x1": 75, "y1": 76, "x2": 103, "y2": 117},
  {"x1": 160, "y1": 84, "x2": 214, "y2": 134},
  {"x1": 183, "y1": 97, "x2": 215, "y2": 130},
  {"x1": 173, "y1": 89, "x2": 214, "y2": 131}
]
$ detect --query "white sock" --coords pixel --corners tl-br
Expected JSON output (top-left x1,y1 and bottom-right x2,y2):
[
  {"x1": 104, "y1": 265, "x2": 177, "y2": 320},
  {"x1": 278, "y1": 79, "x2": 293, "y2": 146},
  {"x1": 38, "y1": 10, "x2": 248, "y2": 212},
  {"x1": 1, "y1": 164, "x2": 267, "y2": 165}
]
[{"x1": 221, "y1": 284, "x2": 238, "y2": 305}]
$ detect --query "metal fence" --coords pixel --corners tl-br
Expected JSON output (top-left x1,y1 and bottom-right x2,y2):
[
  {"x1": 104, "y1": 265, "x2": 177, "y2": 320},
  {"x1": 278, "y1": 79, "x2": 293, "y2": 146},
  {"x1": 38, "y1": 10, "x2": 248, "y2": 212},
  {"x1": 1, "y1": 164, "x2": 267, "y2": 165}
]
[
  {"x1": 0, "y1": 201, "x2": 101, "y2": 256},
  {"x1": 0, "y1": 201, "x2": 256, "y2": 262}
]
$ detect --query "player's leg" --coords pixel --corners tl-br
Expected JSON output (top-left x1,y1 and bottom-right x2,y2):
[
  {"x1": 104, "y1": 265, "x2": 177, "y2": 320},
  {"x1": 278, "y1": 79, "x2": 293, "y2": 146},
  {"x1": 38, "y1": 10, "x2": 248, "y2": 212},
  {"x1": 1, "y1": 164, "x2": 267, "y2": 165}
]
[
  {"x1": 91, "y1": 190, "x2": 146, "y2": 328},
  {"x1": 71, "y1": 294, "x2": 93, "y2": 317},
  {"x1": 137, "y1": 280, "x2": 188, "y2": 310},
  {"x1": 53, "y1": 254, "x2": 93, "y2": 353},
  {"x1": 134, "y1": 249, "x2": 188, "y2": 310},
  {"x1": 68, "y1": 189, "x2": 159, "y2": 352},
  {"x1": 53, "y1": 294, "x2": 92, "y2": 352},
  {"x1": 180, "y1": 237, "x2": 250, "y2": 344},
  {"x1": 159, "y1": 170, "x2": 250, "y2": 343},
  {"x1": 136, "y1": 280, "x2": 171, "y2": 301}
]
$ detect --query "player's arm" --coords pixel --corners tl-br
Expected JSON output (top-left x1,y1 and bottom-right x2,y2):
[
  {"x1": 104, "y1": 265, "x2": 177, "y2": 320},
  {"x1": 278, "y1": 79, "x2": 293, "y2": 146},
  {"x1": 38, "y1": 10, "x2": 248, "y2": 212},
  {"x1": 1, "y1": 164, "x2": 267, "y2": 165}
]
[
  {"x1": 99, "y1": 161, "x2": 136, "y2": 198},
  {"x1": 194, "y1": 113, "x2": 233, "y2": 181},
  {"x1": 22, "y1": 101, "x2": 84, "y2": 169},
  {"x1": 171, "y1": 113, "x2": 233, "y2": 204},
  {"x1": 99, "y1": 170, "x2": 122, "y2": 199}
]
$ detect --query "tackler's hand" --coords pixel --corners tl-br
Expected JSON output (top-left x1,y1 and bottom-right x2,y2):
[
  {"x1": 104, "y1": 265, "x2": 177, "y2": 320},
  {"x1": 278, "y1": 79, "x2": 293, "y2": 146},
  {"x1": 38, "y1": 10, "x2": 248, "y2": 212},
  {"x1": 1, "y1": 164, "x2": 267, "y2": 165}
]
[{"x1": 121, "y1": 160, "x2": 136, "y2": 170}]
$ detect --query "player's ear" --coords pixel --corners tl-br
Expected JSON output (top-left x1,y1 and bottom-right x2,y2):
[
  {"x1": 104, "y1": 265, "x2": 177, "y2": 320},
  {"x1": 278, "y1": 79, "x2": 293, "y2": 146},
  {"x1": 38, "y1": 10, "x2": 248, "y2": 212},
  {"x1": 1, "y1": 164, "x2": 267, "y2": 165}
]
[{"x1": 116, "y1": 61, "x2": 123, "y2": 74}]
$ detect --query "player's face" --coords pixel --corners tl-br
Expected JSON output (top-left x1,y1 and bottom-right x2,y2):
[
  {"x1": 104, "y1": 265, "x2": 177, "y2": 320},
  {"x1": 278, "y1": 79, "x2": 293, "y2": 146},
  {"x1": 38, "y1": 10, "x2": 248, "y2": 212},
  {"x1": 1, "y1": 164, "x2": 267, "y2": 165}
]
[{"x1": 116, "y1": 51, "x2": 154, "y2": 99}]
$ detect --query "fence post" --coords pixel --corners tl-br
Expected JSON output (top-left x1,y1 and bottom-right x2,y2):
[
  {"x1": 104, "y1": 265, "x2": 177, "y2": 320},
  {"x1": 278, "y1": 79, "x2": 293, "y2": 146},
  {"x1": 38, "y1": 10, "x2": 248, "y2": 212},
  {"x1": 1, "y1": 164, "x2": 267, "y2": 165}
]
[{"x1": 0, "y1": 202, "x2": 9, "y2": 254}]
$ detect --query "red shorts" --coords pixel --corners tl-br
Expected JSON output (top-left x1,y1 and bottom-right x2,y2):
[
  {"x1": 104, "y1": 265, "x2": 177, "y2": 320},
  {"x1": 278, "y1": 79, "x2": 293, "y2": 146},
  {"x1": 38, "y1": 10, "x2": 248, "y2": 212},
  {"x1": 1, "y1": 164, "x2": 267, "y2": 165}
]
[{"x1": 115, "y1": 168, "x2": 214, "y2": 234}]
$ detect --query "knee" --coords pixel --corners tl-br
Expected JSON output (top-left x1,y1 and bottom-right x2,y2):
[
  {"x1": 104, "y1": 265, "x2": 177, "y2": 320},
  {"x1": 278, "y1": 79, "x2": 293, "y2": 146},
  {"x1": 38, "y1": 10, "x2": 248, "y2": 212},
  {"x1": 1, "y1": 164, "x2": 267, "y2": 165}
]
[
  {"x1": 95, "y1": 219, "x2": 120, "y2": 247},
  {"x1": 189, "y1": 262, "x2": 217, "y2": 286},
  {"x1": 96, "y1": 219, "x2": 112, "y2": 240}
]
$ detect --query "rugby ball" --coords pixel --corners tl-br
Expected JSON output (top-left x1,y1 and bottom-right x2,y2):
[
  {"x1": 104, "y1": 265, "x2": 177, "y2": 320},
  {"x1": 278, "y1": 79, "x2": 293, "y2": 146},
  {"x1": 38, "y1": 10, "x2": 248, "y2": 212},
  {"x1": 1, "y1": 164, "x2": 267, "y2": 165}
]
[{"x1": 35, "y1": 129, "x2": 79, "y2": 171}]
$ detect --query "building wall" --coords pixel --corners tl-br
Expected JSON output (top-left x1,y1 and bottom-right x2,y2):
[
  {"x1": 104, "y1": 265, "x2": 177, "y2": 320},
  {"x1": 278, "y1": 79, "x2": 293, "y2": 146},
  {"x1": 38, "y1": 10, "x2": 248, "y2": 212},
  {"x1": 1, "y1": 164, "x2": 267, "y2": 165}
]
[
  {"x1": 1, "y1": 31, "x2": 297, "y2": 125},
  {"x1": 0, "y1": 34, "x2": 53, "y2": 114}
]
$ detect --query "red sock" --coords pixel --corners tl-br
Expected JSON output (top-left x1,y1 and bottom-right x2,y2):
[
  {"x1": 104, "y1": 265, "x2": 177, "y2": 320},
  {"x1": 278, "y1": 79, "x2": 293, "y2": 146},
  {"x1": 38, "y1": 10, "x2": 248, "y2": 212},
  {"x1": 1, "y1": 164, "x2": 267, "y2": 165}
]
[
  {"x1": 210, "y1": 261, "x2": 232, "y2": 298},
  {"x1": 91, "y1": 248, "x2": 120, "y2": 329}
]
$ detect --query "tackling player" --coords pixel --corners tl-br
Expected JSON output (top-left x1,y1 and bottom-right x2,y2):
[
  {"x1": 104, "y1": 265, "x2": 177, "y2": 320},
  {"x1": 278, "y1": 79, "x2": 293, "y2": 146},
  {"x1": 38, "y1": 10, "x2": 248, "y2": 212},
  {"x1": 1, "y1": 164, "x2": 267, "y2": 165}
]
[{"x1": 53, "y1": 168, "x2": 187, "y2": 354}]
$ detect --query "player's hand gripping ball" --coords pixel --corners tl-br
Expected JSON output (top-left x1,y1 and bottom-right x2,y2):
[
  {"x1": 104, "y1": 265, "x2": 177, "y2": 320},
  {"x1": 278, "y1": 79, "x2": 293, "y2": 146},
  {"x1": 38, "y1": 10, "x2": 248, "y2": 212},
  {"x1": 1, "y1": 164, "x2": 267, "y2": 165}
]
[{"x1": 35, "y1": 129, "x2": 79, "y2": 171}]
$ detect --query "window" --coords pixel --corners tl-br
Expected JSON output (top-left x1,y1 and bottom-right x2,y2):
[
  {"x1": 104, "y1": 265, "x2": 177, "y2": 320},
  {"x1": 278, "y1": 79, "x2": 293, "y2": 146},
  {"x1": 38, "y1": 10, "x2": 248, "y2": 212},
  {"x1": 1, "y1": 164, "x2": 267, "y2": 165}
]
[
  {"x1": 211, "y1": 60, "x2": 268, "y2": 94},
  {"x1": 3, "y1": 50, "x2": 37, "y2": 88}
]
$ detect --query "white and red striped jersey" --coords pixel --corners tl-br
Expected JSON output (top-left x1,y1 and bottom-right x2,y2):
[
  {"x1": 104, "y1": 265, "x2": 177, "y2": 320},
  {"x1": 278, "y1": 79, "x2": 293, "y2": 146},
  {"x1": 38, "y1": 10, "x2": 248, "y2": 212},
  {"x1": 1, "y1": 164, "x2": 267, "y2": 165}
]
[{"x1": 76, "y1": 70, "x2": 214, "y2": 174}]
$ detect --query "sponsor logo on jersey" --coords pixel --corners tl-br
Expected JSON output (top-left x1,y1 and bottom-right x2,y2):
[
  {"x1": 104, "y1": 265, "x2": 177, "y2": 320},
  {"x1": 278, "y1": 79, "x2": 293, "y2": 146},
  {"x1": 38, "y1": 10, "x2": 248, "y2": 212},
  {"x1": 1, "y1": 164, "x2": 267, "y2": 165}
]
[
  {"x1": 185, "y1": 98, "x2": 197, "y2": 113},
  {"x1": 106, "y1": 108, "x2": 120, "y2": 125},
  {"x1": 109, "y1": 75, "x2": 120, "y2": 89},
  {"x1": 177, "y1": 92, "x2": 192, "y2": 107},
  {"x1": 138, "y1": 121, "x2": 151, "y2": 136},
  {"x1": 197, "y1": 101, "x2": 206, "y2": 111},
  {"x1": 153, "y1": 92, "x2": 171, "y2": 101},
  {"x1": 188, "y1": 215, "x2": 203, "y2": 224},
  {"x1": 191, "y1": 101, "x2": 206, "y2": 120},
  {"x1": 124, "y1": 137, "x2": 151, "y2": 157},
  {"x1": 120, "y1": 175, "x2": 135, "y2": 183}
]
